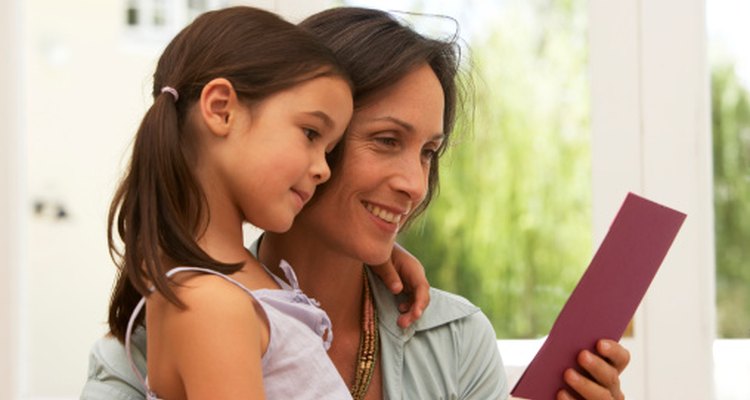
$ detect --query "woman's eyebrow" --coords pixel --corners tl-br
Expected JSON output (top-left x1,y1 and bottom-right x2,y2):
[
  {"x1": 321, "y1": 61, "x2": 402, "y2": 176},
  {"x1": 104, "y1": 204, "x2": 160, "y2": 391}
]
[
  {"x1": 370, "y1": 116, "x2": 445, "y2": 140},
  {"x1": 371, "y1": 116, "x2": 414, "y2": 132},
  {"x1": 430, "y1": 134, "x2": 446, "y2": 143}
]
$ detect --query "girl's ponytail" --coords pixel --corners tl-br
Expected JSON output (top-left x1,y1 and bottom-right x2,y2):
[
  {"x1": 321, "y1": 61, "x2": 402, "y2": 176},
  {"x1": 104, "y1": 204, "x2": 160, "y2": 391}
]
[{"x1": 107, "y1": 89, "x2": 241, "y2": 341}]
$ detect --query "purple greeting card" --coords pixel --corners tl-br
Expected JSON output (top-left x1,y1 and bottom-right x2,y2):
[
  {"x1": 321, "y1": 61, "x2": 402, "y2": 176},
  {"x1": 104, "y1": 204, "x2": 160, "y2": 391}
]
[{"x1": 511, "y1": 192, "x2": 686, "y2": 400}]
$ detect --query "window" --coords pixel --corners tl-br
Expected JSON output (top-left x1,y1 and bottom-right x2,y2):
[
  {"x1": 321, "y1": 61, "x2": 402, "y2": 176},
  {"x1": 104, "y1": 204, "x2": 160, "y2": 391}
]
[
  {"x1": 708, "y1": 1, "x2": 750, "y2": 398},
  {"x1": 124, "y1": 0, "x2": 228, "y2": 42}
]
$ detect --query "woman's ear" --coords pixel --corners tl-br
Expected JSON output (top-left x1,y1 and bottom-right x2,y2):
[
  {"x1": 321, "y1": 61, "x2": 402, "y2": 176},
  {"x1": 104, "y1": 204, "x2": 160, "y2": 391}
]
[{"x1": 199, "y1": 78, "x2": 240, "y2": 137}]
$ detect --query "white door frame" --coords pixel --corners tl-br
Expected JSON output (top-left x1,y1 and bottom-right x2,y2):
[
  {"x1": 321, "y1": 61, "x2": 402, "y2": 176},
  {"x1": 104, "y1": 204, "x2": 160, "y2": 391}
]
[{"x1": 590, "y1": 0, "x2": 715, "y2": 398}]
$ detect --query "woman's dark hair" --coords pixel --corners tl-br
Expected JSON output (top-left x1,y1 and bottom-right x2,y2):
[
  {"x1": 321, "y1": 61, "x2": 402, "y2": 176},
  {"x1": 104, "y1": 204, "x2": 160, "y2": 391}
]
[
  {"x1": 107, "y1": 6, "x2": 349, "y2": 342},
  {"x1": 299, "y1": 7, "x2": 465, "y2": 223}
]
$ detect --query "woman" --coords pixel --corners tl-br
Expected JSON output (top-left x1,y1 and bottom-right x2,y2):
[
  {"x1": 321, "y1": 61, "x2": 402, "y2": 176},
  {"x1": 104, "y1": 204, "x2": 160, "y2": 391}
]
[
  {"x1": 261, "y1": 7, "x2": 628, "y2": 399},
  {"x1": 82, "y1": 7, "x2": 629, "y2": 400}
]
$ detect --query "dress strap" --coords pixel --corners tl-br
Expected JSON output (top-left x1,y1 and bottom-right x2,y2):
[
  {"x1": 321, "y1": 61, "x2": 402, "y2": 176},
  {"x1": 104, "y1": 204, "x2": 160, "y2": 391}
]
[
  {"x1": 257, "y1": 260, "x2": 333, "y2": 349},
  {"x1": 261, "y1": 259, "x2": 295, "y2": 291}
]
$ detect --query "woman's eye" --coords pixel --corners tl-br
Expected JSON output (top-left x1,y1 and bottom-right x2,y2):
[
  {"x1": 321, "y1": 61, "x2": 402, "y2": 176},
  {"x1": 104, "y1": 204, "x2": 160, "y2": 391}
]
[
  {"x1": 303, "y1": 128, "x2": 320, "y2": 141},
  {"x1": 421, "y1": 148, "x2": 437, "y2": 163},
  {"x1": 376, "y1": 137, "x2": 398, "y2": 147}
]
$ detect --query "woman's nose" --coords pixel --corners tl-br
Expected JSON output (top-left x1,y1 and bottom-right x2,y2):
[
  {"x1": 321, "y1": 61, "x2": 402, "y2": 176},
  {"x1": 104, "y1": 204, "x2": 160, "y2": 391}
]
[{"x1": 391, "y1": 154, "x2": 428, "y2": 202}]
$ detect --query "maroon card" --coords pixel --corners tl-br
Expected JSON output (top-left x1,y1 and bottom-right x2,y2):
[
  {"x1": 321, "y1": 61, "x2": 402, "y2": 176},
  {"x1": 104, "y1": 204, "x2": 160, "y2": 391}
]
[{"x1": 511, "y1": 192, "x2": 686, "y2": 400}]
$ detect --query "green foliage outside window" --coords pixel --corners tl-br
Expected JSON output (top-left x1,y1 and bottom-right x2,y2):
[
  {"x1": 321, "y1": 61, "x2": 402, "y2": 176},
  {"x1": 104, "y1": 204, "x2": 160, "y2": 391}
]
[
  {"x1": 399, "y1": 0, "x2": 591, "y2": 339},
  {"x1": 712, "y1": 62, "x2": 750, "y2": 338}
]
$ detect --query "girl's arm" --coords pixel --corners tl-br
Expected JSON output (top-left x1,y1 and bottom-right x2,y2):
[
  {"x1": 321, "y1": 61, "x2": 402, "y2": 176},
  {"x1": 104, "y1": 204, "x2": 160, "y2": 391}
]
[
  {"x1": 370, "y1": 243, "x2": 431, "y2": 329},
  {"x1": 150, "y1": 274, "x2": 267, "y2": 399}
]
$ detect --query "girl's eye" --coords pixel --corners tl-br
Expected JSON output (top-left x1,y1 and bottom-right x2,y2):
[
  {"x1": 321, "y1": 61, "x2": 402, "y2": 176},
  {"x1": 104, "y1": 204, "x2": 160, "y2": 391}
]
[{"x1": 303, "y1": 128, "x2": 320, "y2": 141}]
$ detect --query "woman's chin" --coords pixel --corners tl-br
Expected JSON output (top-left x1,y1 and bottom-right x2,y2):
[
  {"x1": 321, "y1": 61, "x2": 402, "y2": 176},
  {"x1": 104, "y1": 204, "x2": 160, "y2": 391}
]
[{"x1": 359, "y1": 247, "x2": 393, "y2": 266}]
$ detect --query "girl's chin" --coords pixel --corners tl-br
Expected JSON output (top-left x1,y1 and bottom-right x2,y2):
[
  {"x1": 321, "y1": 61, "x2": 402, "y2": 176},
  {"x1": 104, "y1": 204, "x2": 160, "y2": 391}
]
[{"x1": 254, "y1": 215, "x2": 294, "y2": 234}]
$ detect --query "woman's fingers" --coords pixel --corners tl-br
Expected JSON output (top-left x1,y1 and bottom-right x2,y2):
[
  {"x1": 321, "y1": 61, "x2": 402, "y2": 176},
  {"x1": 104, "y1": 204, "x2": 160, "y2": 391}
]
[
  {"x1": 560, "y1": 365, "x2": 620, "y2": 400},
  {"x1": 560, "y1": 340, "x2": 628, "y2": 400},
  {"x1": 597, "y1": 339, "x2": 631, "y2": 373}
]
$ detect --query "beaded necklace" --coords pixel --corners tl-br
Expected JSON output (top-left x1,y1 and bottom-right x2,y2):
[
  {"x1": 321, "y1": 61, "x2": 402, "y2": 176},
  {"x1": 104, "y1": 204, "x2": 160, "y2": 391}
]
[{"x1": 350, "y1": 268, "x2": 379, "y2": 400}]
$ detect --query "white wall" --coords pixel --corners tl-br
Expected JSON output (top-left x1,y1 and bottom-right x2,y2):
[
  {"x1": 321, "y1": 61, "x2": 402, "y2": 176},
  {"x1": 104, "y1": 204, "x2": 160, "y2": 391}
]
[
  {"x1": 22, "y1": 0, "x2": 159, "y2": 395},
  {"x1": 590, "y1": 0, "x2": 715, "y2": 398}
]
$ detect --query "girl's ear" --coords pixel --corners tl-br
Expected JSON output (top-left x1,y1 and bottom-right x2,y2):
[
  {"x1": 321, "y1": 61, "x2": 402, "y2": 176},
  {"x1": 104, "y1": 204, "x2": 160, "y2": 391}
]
[{"x1": 199, "y1": 78, "x2": 241, "y2": 137}]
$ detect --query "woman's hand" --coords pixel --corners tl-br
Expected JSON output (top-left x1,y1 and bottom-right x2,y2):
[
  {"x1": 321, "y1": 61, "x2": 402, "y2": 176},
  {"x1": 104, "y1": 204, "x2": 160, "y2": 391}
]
[
  {"x1": 369, "y1": 242, "x2": 431, "y2": 328},
  {"x1": 557, "y1": 339, "x2": 630, "y2": 400}
]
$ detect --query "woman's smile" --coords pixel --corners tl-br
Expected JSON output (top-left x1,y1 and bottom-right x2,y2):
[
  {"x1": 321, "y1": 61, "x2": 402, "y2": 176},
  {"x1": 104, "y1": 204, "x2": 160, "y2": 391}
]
[{"x1": 362, "y1": 201, "x2": 409, "y2": 226}]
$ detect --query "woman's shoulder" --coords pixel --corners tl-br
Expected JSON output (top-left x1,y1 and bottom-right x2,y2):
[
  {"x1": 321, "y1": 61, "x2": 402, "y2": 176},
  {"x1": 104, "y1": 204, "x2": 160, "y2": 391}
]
[
  {"x1": 376, "y1": 287, "x2": 509, "y2": 399},
  {"x1": 368, "y1": 269, "x2": 484, "y2": 333},
  {"x1": 82, "y1": 332, "x2": 147, "y2": 400},
  {"x1": 427, "y1": 287, "x2": 481, "y2": 313},
  {"x1": 408, "y1": 287, "x2": 482, "y2": 331}
]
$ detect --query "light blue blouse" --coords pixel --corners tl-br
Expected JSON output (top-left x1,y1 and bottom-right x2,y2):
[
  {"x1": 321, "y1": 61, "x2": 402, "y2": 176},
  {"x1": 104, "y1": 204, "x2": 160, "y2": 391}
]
[{"x1": 366, "y1": 267, "x2": 509, "y2": 400}]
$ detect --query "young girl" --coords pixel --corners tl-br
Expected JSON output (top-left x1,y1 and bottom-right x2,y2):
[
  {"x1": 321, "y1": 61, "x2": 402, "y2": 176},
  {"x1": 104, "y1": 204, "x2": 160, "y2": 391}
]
[{"x1": 107, "y1": 6, "x2": 357, "y2": 399}]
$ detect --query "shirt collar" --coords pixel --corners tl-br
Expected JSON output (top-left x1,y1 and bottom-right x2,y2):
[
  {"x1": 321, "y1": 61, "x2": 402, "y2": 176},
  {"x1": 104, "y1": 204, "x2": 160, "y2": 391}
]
[{"x1": 366, "y1": 267, "x2": 480, "y2": 341}]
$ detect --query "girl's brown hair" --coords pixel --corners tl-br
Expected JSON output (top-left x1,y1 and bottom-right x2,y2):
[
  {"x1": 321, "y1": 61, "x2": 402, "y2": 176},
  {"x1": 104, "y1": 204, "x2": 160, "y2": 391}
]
[
  {"x1": 299, "y1": 7, "x2": 466, "y2": 224},
  {"x1": 107, "y1": 6, "x2": 349, "y2": 342}
]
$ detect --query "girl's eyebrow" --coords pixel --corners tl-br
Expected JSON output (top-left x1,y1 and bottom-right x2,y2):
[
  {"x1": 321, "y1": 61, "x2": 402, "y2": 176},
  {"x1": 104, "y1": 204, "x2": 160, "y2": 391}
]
[{"x1": 303, "y1": 111, "x2": 335, "y2": 129}]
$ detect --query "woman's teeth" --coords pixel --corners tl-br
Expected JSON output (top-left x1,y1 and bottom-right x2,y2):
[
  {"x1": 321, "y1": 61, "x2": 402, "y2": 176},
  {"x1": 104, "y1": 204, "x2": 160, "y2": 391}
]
[{"x1": 365, "y1": 203, "x2": 402, "y2": 224}]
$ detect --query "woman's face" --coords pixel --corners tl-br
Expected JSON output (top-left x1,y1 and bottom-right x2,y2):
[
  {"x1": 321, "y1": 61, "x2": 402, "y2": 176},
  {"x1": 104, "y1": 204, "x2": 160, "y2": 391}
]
[{"x1": 295, "y1": 64, "x2": 445, "y2": 264}]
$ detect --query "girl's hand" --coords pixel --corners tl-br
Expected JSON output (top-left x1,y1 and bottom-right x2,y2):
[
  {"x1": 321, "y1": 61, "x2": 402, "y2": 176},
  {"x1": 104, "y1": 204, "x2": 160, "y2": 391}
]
[
  {"x1": 370, "y1": 243, "x2": 430, "y2": 329},
  {"x1": 557, "y1": 339, "x2": 630, "y2": 400}
]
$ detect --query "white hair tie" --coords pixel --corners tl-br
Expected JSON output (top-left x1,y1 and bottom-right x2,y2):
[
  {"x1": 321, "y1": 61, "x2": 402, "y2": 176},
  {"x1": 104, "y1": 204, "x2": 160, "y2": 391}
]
[{"x1": 160, "y1": 86, "x2": 179, "y2": 102}]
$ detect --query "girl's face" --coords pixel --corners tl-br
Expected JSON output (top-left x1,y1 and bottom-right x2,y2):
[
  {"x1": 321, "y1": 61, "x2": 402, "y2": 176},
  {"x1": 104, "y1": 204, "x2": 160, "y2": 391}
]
[
  {"x1": 214, "y1": 75, "x2": 353, "y2": 233},
  {"x1": 294, "y1": 64, "x2": 445, "y2": 264}
]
